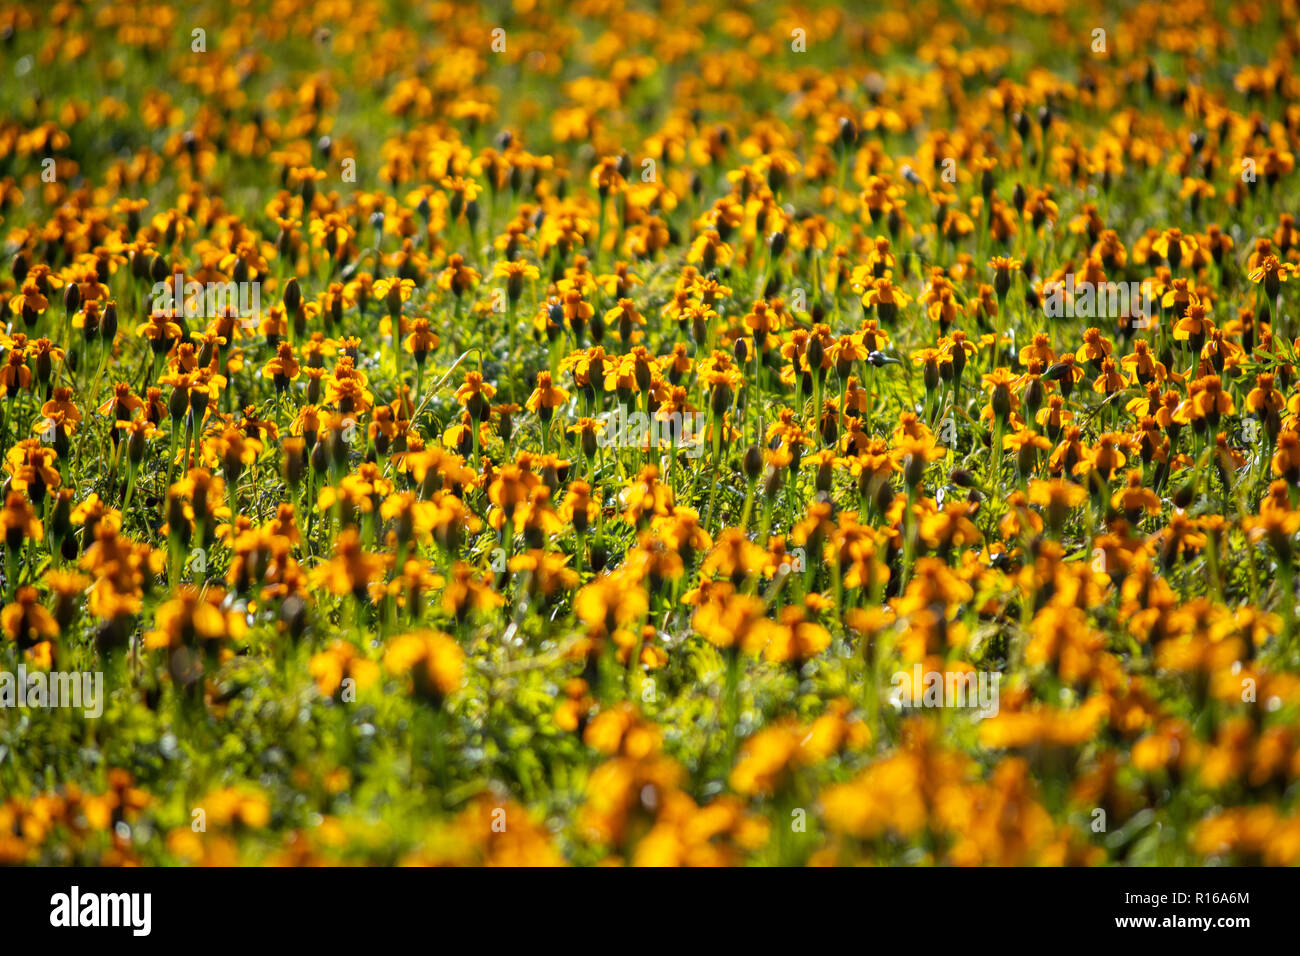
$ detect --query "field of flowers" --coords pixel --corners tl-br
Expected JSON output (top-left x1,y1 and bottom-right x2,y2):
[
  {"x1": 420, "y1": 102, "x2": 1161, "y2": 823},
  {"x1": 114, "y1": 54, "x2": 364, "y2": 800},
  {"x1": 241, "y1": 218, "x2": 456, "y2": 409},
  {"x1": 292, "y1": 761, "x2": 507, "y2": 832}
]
[{"x1": 1, "y1": 0, "x2": 1299, "y2": 867}]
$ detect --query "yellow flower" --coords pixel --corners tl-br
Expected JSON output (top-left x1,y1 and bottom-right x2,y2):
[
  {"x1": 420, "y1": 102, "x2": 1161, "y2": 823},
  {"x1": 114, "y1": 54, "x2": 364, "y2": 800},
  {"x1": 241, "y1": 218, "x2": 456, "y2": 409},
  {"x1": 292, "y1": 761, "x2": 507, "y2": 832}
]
[{"x1": 383, "y1": 630, "x2": 465, "y2": 702}]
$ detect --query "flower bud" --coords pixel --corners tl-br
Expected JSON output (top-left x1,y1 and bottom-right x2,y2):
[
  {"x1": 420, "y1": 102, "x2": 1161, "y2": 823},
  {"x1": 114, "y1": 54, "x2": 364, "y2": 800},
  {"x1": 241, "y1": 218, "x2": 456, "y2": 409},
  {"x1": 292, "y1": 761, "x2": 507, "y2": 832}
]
[
  {"x1": 311, "y1": 439, "x2": 330, "y2": 474},
  {"x1": 710, "y1": 383, "x2": 732, "y2": 415},
  {"x1": 170, "y1": 385, "x2": 189, "y2": 421},
  {"x1": 282, "y1": 438, "x2": 305, "y2": 488},
  {"x1": 904, "y1": 453, "x2": 926, "y2": 488},
  {"x1": 283, "y1": 276, "x2": 302, "y2": 314},
  {"x1": 838, "y1": 116, "x2": 857, "y2": 148}
]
